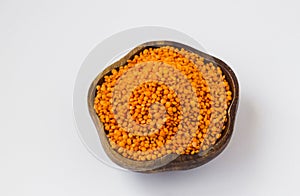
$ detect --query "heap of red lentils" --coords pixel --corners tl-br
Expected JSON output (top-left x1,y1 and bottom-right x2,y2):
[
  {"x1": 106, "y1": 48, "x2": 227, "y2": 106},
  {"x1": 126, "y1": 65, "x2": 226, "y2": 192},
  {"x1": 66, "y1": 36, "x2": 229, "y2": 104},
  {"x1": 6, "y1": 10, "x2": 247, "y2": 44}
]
[{"x1": 94, "y1": 46, "x2": 232, "y2": 161}]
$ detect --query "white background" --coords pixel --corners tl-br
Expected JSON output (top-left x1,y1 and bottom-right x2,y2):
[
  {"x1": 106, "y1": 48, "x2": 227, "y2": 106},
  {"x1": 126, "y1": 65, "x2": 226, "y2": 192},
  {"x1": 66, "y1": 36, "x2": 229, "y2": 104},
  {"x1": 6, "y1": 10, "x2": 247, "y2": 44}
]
[{"x1": 1, "y1": 0, "x2": 300, "y2": 195}]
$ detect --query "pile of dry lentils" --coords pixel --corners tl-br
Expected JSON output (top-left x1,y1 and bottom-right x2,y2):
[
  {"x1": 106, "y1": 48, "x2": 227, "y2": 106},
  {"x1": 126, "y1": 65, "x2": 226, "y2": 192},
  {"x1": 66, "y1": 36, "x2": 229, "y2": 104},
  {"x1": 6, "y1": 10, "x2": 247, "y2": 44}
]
[{"x1": 94, "y1": 46, "x2": 232, "y2": 161}]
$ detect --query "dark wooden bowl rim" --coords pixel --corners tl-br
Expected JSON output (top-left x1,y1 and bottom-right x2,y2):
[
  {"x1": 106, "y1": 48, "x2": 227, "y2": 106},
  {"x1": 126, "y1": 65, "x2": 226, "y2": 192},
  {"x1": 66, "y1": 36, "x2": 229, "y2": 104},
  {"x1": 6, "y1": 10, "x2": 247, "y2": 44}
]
[{"x1": 88, "y1": 41, "x2": 239, "y2": 173}]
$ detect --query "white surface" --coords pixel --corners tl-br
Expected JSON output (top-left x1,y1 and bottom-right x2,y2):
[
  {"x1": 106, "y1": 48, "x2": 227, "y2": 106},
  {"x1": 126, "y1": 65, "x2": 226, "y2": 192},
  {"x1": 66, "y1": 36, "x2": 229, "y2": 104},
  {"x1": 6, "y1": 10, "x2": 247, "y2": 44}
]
[{"x1": 1, "y1": 0, "x2": 299, "y2": 195}]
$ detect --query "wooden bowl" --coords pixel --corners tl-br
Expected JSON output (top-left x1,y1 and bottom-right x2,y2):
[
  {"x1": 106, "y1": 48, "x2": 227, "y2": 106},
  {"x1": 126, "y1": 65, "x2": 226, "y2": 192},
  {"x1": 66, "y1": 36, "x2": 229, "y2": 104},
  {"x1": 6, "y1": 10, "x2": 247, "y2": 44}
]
[{"x1": 88, "y1": 41, "x2": 239, "y2": 173}]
